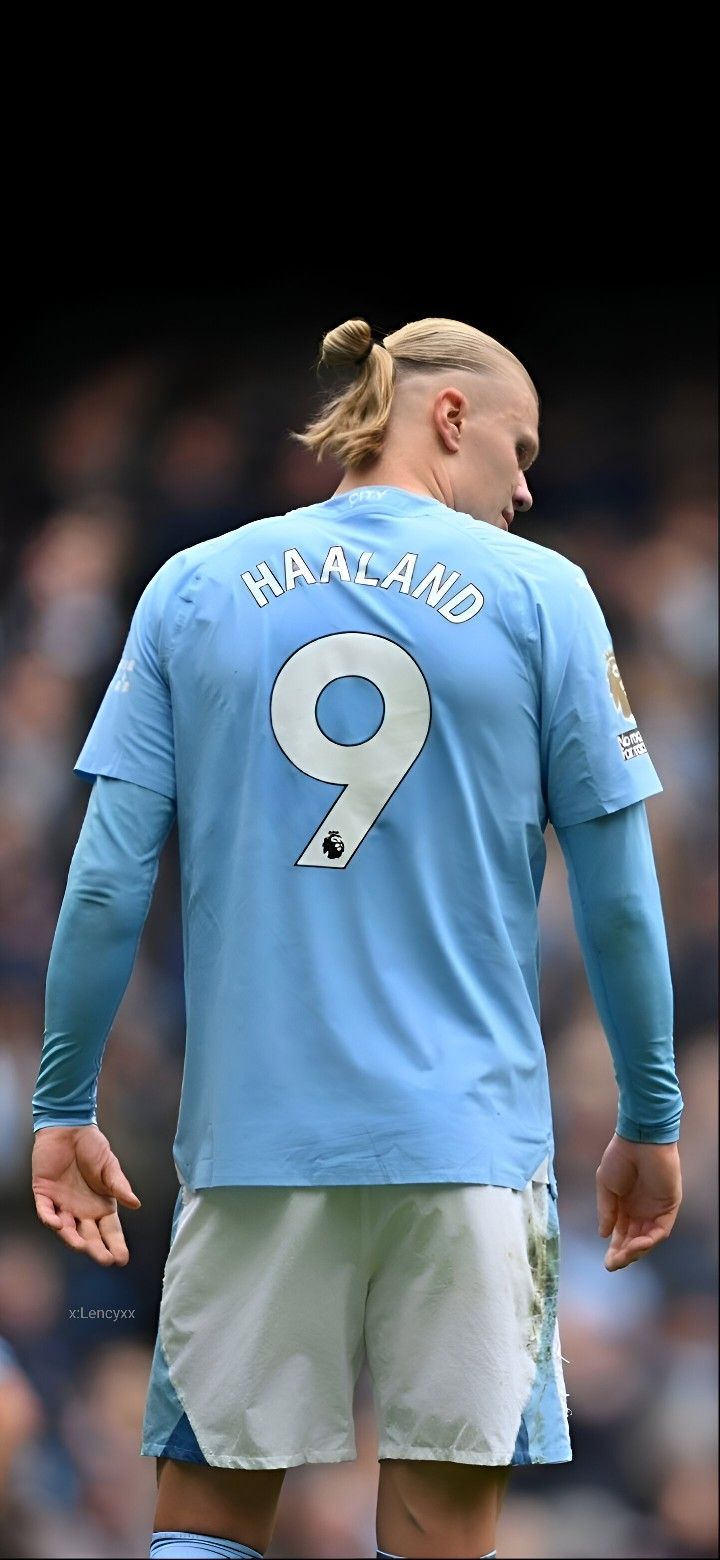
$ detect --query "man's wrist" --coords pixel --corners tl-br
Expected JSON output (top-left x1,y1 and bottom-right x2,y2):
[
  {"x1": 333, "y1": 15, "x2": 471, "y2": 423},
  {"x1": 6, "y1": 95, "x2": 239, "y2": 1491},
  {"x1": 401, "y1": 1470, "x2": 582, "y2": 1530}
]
[
  {"x1": 33, "y1": 1119, "x2": 96, "y2": 1134},
  {"x1": 614, "y1": 1129, "x2": 681, "y2": 1150}
]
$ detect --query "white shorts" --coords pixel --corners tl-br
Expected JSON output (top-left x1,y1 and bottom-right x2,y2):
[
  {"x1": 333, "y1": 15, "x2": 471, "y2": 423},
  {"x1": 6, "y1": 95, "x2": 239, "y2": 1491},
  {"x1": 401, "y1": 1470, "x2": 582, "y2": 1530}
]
[{"x1": 142, "y1": 1168, "x2": 571, "y2": 1469}]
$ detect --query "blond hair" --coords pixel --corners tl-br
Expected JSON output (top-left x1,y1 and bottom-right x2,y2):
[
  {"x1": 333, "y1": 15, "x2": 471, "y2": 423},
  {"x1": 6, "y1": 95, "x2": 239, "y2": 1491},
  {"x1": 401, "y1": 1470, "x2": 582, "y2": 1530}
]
[{"x1": 295, "y1": 316, "x2": 537, "y2": 469}]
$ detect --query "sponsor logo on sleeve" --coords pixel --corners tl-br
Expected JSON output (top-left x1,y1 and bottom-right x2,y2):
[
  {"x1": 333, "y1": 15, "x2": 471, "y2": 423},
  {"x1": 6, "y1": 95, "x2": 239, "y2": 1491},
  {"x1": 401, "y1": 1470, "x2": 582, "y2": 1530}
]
[{"x1": 617, "y1": 728, "x2": 648, "y2": 761}]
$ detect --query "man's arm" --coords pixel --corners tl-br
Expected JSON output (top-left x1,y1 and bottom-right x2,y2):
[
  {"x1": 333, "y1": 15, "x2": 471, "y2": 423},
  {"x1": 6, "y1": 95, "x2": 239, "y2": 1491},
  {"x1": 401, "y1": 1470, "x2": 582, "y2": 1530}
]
[
  {"x1": 555, "y1": 801, "x2": 683, "y2": 1270},
  {"x1": 32, "y1": 775, "x2": 176, "y2": 1263}
]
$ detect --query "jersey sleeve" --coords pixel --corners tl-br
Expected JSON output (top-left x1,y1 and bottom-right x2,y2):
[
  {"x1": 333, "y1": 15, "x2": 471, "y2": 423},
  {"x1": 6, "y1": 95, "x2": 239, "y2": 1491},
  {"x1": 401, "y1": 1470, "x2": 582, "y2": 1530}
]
[
  {"x1": 540, "y1": 569, "x2": 663, "y2": 828},
  {"x1": 75, "y1": 563, "x2": 179, "y2": 800}
]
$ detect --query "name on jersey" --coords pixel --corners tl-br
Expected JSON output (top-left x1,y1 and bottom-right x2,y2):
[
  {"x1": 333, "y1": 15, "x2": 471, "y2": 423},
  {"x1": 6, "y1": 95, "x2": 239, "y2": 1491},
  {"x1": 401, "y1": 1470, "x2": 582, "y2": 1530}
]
[{"x1": 240, "y1": 547, "x2": 484, "y2": 625}]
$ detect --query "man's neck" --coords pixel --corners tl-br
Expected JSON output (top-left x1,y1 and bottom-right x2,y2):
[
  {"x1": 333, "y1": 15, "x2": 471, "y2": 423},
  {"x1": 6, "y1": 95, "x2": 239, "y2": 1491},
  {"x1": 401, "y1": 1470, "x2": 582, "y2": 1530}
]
[{"x1": 333, "y1": 464, "x2": 452, "y2": 509}]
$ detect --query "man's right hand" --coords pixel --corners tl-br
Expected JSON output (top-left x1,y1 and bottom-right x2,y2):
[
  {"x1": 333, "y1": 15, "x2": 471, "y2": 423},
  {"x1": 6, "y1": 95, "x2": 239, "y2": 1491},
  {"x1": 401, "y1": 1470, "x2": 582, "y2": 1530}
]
[
  {"x1": 32, "y1": 1124, "x2": 141, "y2": 1266},
  {"x1": 596, "y1": 1134, "x2": 682, "y2": 1272}
]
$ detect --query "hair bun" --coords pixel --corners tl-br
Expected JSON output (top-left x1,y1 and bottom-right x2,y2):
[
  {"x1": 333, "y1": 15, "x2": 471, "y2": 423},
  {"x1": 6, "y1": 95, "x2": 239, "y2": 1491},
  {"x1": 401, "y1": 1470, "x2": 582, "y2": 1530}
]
[{"x1": 320, "y1": 319, "x2": 375, "y2": 369}]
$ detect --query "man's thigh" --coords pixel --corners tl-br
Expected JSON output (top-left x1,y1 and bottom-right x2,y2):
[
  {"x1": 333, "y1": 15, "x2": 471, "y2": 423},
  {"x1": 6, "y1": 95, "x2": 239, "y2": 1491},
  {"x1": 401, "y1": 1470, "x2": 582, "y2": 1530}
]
[
  {"x1": 377, "y1": 1459, "x2": 510, "y2": 1559},
  {"x1": 155, "y1": 1457, "x2": 286, "y2": 1552}
]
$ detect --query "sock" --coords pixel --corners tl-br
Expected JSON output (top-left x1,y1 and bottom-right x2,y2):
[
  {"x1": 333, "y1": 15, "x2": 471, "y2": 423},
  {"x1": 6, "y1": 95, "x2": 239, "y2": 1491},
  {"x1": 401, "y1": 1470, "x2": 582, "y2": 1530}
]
[
  {"x1": 150, "y1": 1534, "x2": 262, "y2": 1559},
  {"x1": 376, "y1": 1551, "x2": 496, "y2": 1559}
]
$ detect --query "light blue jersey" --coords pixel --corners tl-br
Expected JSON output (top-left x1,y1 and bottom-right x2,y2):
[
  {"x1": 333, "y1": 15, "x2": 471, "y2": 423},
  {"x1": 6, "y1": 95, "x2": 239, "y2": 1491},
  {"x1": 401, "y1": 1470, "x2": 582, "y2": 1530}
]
[{"x1": 75, "y1": 487, "x2": 663, "y2": 1191}]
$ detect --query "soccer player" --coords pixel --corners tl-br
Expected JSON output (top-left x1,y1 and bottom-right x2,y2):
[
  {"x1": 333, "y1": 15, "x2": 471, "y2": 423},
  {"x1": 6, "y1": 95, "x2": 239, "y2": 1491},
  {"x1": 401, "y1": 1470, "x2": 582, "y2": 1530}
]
[{"x1": 31, "y1": 317, "x2": 683, "y2": 1560}]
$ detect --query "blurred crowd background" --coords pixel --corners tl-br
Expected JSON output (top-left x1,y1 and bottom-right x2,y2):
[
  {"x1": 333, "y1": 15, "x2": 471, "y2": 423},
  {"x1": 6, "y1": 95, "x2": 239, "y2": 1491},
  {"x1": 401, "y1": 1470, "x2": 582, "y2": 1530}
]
[{"x1": 0, "y1": 286, "x2": 716, "y2": 1559}]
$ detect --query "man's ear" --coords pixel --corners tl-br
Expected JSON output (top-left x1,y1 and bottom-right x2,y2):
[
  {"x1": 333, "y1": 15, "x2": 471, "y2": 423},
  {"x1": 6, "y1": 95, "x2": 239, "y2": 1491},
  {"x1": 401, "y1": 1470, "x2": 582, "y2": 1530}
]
[{"x1": 433, "y1": 387, "x2": 468, "y2": 453}]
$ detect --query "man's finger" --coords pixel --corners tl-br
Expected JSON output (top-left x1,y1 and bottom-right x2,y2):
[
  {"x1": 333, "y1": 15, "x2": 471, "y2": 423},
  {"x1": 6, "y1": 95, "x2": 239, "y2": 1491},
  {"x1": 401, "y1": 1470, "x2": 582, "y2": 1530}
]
[
  {"x1": 51, "y1": 1211, "x2": 114, "y2": 1265},
  {"x1": 76, "y1": 1217, "x2": 116, "y2": 1265},
  {"x1": 605, "y1": 1240, "x2": 654, "y2": 1271},
  {"x1": 605, "y1": 1228, "x2": 665, "y2": 1271},
  {"x1": 33, "y1": 1193, "x2": 63, "y2": 1229},
  {"x1": 596, "y1": 1177, "x2": 618, "y2": 1238},
  {"x1": 101, "y1": 1157, "x2": 141, "y2": 1209},
  {"x1": 98, "y1": 1211, "x2": 130, "y2": 1265},
  {"x1": 52, "y1": 1216, "x2": 87, "y2": 1255}
]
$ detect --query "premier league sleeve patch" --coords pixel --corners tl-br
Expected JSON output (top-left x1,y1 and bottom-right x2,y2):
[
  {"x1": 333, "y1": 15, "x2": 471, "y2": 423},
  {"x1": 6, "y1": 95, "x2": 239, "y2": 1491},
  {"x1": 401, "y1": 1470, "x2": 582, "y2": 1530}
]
[
  {"x1": 604, "y1": 648, "x2": 649, "y2": 760},
  {"x1": 605, "y1": 649, "x2": 634, "y2": 720}
]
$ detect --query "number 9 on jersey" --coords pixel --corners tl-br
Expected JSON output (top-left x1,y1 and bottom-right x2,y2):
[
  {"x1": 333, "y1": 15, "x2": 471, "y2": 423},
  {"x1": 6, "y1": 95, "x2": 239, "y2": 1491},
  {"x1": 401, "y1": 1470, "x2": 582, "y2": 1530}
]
[{"x1": 270, "y1": 632, "x2": 432, "y2": 868}]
